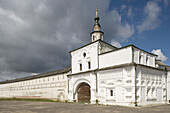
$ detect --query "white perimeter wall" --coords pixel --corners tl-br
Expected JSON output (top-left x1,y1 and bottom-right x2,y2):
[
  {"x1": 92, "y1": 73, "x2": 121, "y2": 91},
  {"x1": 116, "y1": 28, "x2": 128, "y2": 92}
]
[
  {"x1": 99, "y1": 46, "x2": 132, "y2": 69},
  {"x1": 0, "y1": 72, "x2": 69, "y2": 101}
]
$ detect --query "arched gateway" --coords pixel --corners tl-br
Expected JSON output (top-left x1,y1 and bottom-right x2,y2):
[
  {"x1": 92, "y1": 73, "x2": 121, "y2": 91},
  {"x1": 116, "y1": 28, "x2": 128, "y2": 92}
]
[{"x1": 77, "y1": 82, "x2": 91, "y2": 103}]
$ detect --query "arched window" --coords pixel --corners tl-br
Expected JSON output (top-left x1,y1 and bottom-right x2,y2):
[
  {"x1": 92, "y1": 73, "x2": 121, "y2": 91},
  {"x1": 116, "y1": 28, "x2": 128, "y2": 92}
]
[
  {"x1": 146, "y1": 57, "x2": 149, "y2": 65},
  {"x1": 139, "y1": 55, "x2": 143, "y2": 64},
  {"x1": 93, "y1": 35, "x2": 95, "y2": 41},
  {"x1": 83, "y1": 52, "x2": 86, "y2": 58},
  {"x1": 110, "y1": 90, "x2": 113, "y2": 96},
  {"x1": 88, "y1": 61, "x2": 91, "y2": 69},
  {"x1": 80, "y1": 63, "x2": 82, "y2": 71}
]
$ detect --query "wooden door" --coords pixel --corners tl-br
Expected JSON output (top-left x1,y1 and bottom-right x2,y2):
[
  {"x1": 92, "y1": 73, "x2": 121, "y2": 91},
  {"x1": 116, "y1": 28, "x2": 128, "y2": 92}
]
[{"x1": 78, "y1": 83, "x2": 90, "y2": 103}]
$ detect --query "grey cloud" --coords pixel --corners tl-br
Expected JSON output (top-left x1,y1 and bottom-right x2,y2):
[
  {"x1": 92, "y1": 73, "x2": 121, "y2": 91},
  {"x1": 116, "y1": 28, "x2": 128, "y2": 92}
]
[
  {"x1": 102, "y1": 9, "x2": 134, "y2": 42},
  {"x1": 164, "y1": 0, "x2": 169, "y2": 8},
  {"x1": 0, "y1": 0, "x2": 134, "y2": 81},
  {"x1": 137, "y1": 1, "x2": 161, "y2": 33}
]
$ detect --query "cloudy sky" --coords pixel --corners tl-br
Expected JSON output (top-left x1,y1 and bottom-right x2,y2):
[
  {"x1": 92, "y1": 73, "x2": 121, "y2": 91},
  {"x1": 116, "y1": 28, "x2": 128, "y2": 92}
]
[{"x1": 0, "y1": 0, "x2": 170, "y2": 81}]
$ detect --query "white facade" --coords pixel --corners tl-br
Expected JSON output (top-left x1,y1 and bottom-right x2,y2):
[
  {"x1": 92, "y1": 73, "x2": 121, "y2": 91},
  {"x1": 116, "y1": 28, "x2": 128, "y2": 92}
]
[
  {"x1": 0, "y1": 68, "x2": 70, "y2": 101},
  {"x1": 0, "y1": 10, "x2": 169, "y2": 106},
  {"x1": 68, "y1": 40, "x2": 168, "y2": 106},
  {"x1": 71, "y1": 41, "x2": 99, "y2": 74},
  {"x1": 99, "y1": 46, "x2": 133, "y2": 68}
]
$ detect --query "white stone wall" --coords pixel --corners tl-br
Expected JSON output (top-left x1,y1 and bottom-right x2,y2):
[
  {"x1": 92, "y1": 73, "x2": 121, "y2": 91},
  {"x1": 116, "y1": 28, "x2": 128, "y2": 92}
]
[
  {"x1": 133, "y1": 47, "x2": 156, "y2": 67},
  {"x1": 136, "y1": 66, "x2": 167, "y2": 105},
  {"x1": 0, "y1": 72, "x2": 69, "y2": 101},
  {"x1": 99, "y1": 46, "x2": 132, "y2": 69},
  {"x1": 97, "y1": 65, "x2": 137, "y2": 106},
  {"x1": 68, "y1": 71, "x2": 97, "y2": 103},
  {"x1": 68, "y1": 65, "x2": 140, "y2": 106},
  {"x1": 98, "y1": 41, "x2": 116, "y2": 54},
  {"x1": 68, "y1": 65, "x2": 136, "y2": 106},
  {"x1": 71, "y1": 42, "x2": 98, "y2": 74},
  {"x1": 96, "y1": 65, "x2": 167, "y2": 106}
]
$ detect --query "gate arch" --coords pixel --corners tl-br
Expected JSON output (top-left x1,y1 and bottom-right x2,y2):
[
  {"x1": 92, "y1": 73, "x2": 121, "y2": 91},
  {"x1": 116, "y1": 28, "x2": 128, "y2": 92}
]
[{"x1": 77, "y1": 82, "x2": 91, "y2": 103}]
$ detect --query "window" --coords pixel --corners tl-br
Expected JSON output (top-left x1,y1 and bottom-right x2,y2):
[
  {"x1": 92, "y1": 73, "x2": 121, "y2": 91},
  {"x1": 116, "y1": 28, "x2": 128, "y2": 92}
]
[
  {"x1": 139, "y1": 55, "x2": 141, "y2": 64},
  {"x1": 139, "y1": 55, "x2": 143, "y2": 64},
  {"x1": 147, "y1": 87, "x2": 151, "y2": 99},
  {"x1": 83, "y1": 52, "x2": 86, "y2": 57},
  {"x1": 110, "y1": 90, "x2": 113, "y2": 96},
  {"x1": 88, "y1": 61, "x2": 91, "y2": 69},
  {"x1": 80, "y1": 63, "x2": 82, "y2": 71},
  {"x1": 146, "y1": 57, "x2": 149, "y2": 65},
  {"x1": 100, "y1": 34, "x2": 102, "y2": 39},
  {"x1": 93, "y1": 35, "x2": 95, "y2": 41}
]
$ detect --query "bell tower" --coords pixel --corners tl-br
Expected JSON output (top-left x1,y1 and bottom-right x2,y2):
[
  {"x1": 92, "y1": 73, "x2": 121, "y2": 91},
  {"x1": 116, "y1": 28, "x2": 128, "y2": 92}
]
[{"x1": 91, "y1": 9, "x2": 104, "y2": 42}]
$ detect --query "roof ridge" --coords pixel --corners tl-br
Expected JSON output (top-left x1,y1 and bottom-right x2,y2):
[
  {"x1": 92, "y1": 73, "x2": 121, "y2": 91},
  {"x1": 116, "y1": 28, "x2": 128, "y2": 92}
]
[{"x1": 0, "y1": 67, "x2": 71, "y2": 84}]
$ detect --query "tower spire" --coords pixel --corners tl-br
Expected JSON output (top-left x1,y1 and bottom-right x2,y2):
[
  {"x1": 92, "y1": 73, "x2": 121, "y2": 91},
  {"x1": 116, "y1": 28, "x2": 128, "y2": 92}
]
[{"x1": 91, "y1": 9, "x2": 104, "y2": 42}]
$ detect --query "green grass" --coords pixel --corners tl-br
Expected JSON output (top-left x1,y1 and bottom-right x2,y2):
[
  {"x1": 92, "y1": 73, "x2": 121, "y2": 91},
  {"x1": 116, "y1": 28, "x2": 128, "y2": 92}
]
[{"x1": 0, "y1": 98, "x2": 59, "y2": 102}]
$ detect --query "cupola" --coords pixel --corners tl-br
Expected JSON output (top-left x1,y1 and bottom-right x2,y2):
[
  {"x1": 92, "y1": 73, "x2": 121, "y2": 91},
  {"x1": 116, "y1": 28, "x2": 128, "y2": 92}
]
[{"x1": 91, "y1": 9, "x2": 104, "y2": 42}]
